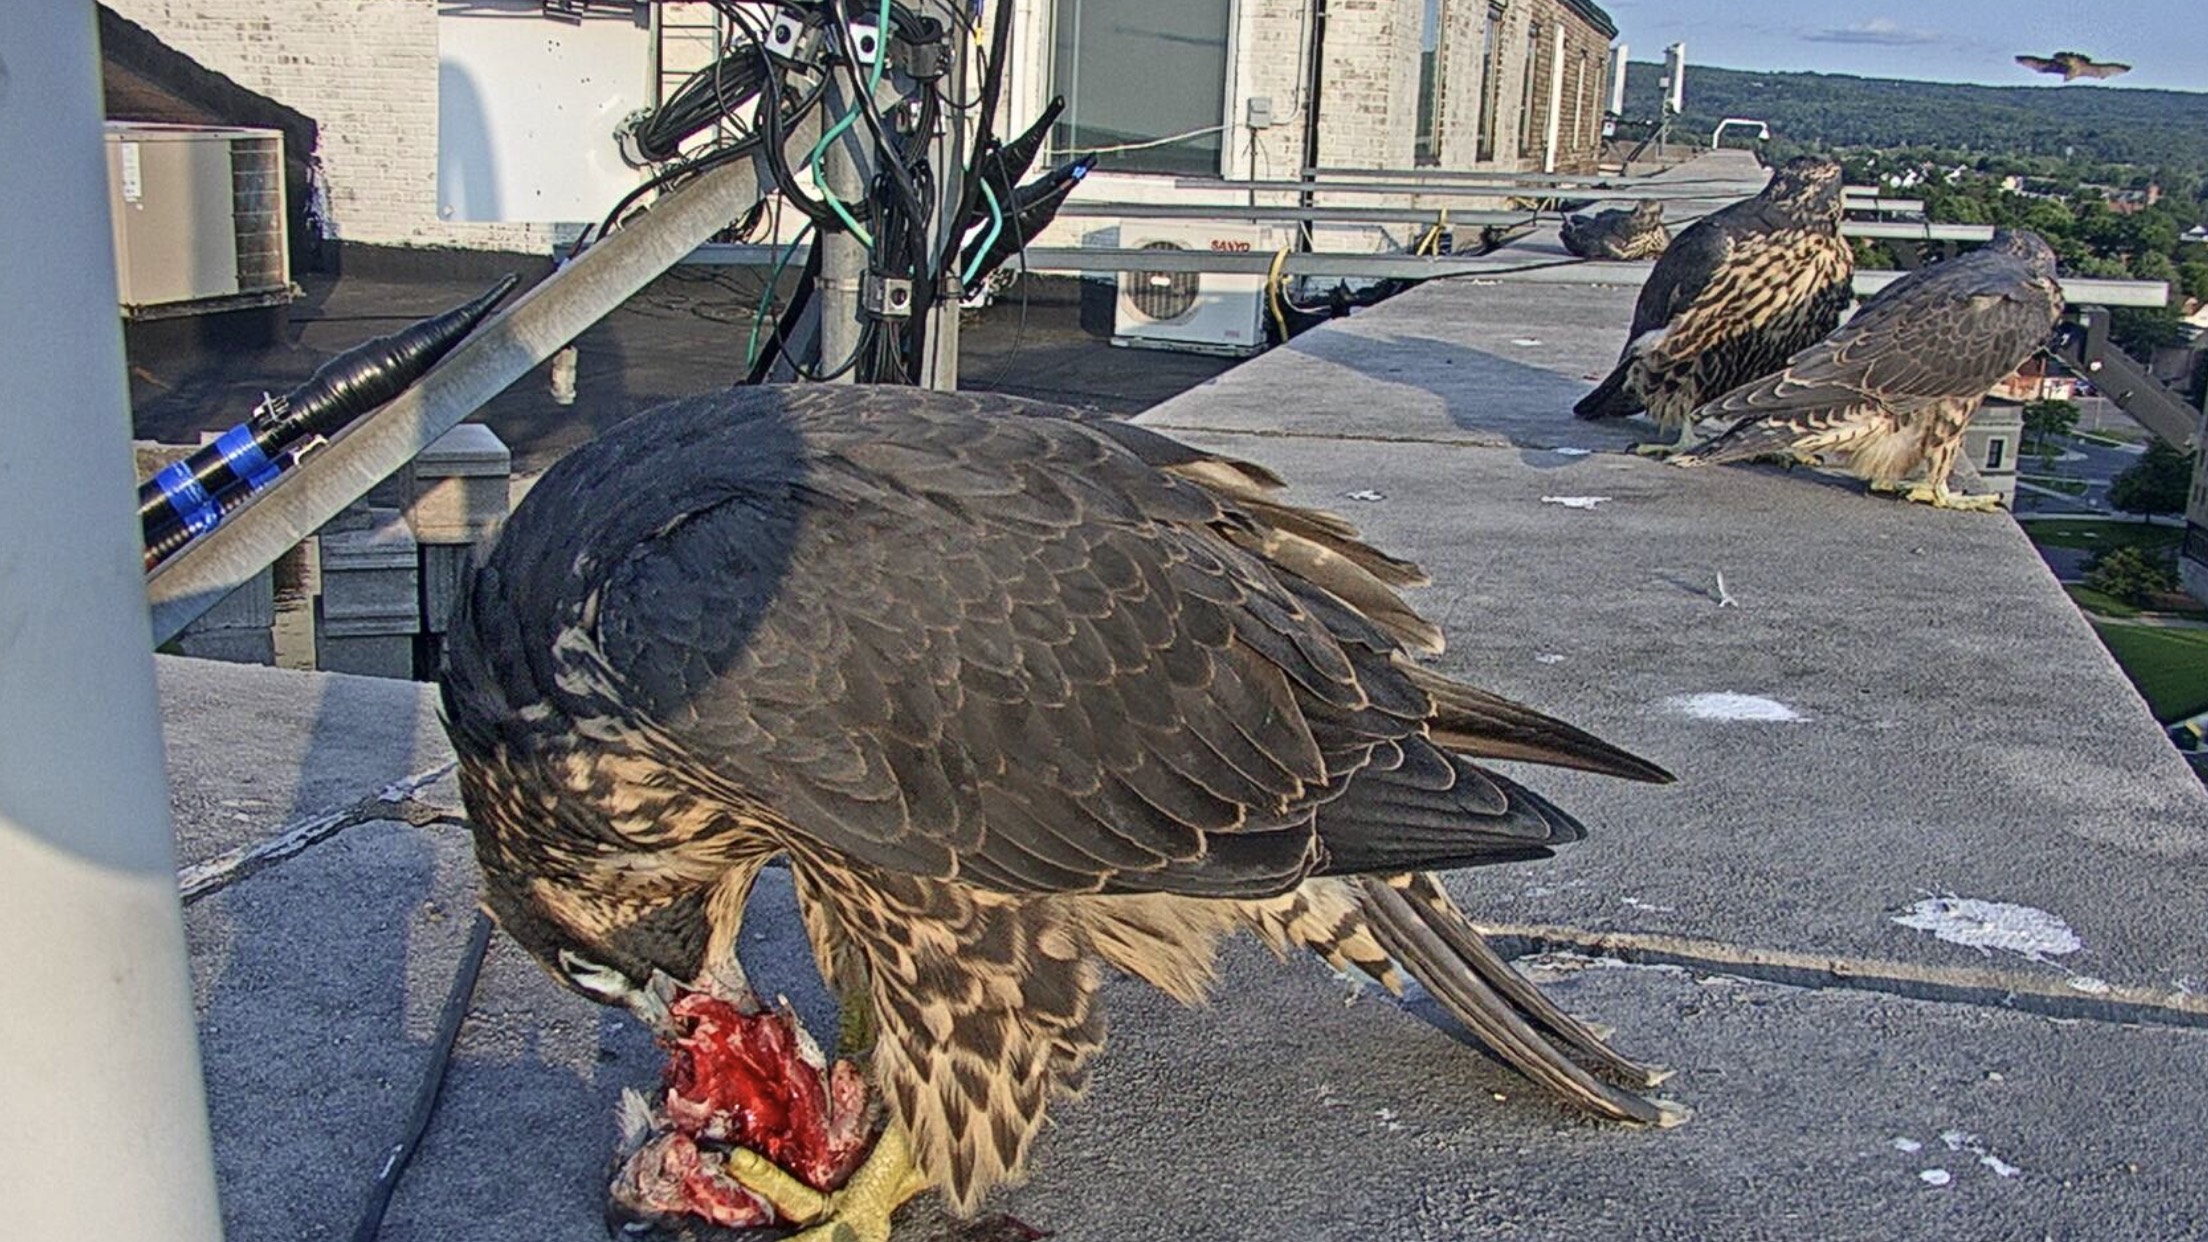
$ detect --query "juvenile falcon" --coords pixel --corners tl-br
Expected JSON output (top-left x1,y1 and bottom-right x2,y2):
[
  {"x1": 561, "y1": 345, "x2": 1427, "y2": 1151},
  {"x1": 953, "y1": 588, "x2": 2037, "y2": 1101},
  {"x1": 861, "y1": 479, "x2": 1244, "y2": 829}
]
[
  {"x1": 441, "y1": 386, "x2": 1678, "y2": 1240},
  {"x1": 1673, "y1": 229, "x2": 2064, "y2": 510},
  {"x1": 1575, "y1": 157, "x2": 1855, "y2": 455},
  {"x1": 1561, "y1": 198, "x2": 1671, "y2": 261}
]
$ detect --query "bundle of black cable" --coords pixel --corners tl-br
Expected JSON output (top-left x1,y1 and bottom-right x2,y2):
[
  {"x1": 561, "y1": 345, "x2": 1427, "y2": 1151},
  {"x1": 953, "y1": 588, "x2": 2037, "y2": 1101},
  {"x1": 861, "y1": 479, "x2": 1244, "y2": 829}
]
[{"x1": 628, "y1": 53, "x2": 770, "y2": 165}]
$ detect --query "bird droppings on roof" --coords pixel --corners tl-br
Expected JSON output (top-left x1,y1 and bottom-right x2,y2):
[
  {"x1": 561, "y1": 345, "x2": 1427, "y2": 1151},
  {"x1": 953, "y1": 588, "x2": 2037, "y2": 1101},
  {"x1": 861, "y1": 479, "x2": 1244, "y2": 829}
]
[
  {"x1": 1540, "y1": 494, "x2": 1611, "y2": 509},
  {"x1": 1891, "y1": 897, "x2": 2083, "y2": 962},
  {"x1": 1343, "y1": 488, "x2": 1386, "y2": 502},
  {"x1": 1662, "y1": 692, "x2": 1805, "y2": 722},
  {"x1": 1942, "y1": 1129, "x2": 2023, "y2": 1179},
  {"x1": 1919, "y1": 1169, "x2": 1953, "y2": 1187},
  {"x1": 1549, "y1": 446, "x2": 1593, "y2": 457}
]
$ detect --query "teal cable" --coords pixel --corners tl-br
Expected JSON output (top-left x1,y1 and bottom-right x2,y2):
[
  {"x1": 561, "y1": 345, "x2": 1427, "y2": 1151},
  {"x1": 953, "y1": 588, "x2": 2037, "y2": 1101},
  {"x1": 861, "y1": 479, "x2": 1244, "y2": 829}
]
[
  {"x1": 805, "y1": 0, "x2": 896, "y2": 248},
  {"x1": 962, "y1": 180, "x2": 1004, "y2": 287},
  {"x1": 746, "y1": 224, "x2": 815, "y2": 371}
]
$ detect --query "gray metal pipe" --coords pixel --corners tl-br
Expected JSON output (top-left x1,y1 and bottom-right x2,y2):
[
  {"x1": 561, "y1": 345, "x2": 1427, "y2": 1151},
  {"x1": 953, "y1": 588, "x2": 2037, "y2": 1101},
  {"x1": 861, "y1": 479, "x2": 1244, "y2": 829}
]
[
  {"x1": 817, "y1": 71, "x2": 869, "y2": 383},
  {"x1": 0, "y1": 5, "x2": 226, "y2": 1238},
  {"x1": 146, "y1": 155, "x2": 768, "y2": 645}
]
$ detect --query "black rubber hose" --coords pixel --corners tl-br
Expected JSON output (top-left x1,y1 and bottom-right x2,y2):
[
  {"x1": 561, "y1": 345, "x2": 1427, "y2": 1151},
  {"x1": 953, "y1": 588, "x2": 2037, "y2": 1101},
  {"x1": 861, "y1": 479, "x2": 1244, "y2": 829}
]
[
  {"x1": 139, "y1": 275, "x2": 517, "y2": 571},
  {"x1": 348, "y1": 913, "x2": 494, "y2": 1242}
]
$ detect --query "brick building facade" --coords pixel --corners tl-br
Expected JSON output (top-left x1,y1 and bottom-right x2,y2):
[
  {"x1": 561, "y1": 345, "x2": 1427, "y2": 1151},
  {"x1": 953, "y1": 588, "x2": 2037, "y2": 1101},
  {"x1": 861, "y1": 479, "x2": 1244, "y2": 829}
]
[{"x1": 98, "y1": 0, "x2": 1617, "y2": 253}]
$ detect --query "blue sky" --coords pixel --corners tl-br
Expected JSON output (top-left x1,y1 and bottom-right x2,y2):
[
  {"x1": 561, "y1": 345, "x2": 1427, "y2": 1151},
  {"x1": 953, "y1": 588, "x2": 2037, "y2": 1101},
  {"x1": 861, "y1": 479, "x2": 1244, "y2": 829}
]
[{"x1": 1601, "y1": 1, "x2": 2208, "y2": 94}]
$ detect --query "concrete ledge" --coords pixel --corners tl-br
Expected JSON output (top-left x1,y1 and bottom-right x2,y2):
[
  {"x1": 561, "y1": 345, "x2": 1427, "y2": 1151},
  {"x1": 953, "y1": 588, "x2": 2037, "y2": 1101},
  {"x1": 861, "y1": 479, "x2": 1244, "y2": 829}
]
[{"x1": 161, "y1": 267, "x2": 2208, "y2": 1240}]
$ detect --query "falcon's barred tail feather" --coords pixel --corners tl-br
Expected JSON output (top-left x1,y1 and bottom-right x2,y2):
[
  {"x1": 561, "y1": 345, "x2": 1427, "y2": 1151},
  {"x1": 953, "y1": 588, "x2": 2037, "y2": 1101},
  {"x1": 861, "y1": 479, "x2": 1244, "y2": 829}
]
[
  {"x1": 1358, "y1": 875, "x2": 1684, "y2": 1126},
  {"x1": 1389, "y1": 873, "x2": 1667, "y2": 1087},
  {"x1": 1403, "y1": 661, "x2": 1674, "y2": 784}
]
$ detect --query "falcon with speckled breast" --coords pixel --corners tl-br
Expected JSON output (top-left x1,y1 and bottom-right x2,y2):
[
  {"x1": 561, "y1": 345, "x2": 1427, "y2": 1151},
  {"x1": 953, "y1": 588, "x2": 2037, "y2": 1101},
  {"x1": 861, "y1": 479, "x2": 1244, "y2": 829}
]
[
  {"x1": 1575, "y1": 157, "x2": 1856, "y2": 455},
  {"x1": 1673, "y1": 229, "x2": 2065, "y2": 510},
  {"x1": 440, "y1": 386, "x2": 1681, "y2": 1239}
]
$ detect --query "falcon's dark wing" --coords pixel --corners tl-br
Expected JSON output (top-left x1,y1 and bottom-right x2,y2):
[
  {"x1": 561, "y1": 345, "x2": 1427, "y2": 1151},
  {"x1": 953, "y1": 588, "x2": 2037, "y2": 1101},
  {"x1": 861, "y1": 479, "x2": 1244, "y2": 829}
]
[
  {"x1": 477, "y1": 387, "x2": 1661, "y2": 902},
  {"x1": 2015, "y1": 54, "x2": 2060, "y2": 74},
  {"x1": 1624, "y1": 214, "x2": 1737, "y2": 342},
  {"x1": 1683, "y1": 245, "x2": 2062, "y2": 461}
]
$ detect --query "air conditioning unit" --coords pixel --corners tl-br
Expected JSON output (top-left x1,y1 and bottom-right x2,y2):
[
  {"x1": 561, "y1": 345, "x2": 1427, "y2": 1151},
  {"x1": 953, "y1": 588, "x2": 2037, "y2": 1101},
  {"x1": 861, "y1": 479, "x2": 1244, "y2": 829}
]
[
  {"x1": 1113, "y1": 221, "x2": 1288, "y2": 356},
  {"x1": 106, "y1": 123, "x2": 290, "y2": 319}
]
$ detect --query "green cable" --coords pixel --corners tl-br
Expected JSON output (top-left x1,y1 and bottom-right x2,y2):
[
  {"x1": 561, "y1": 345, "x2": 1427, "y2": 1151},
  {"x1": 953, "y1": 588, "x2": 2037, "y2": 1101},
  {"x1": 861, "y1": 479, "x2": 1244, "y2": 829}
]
[
  {"x1": 746, "y1": 223, "x2": 815, "y2": 372},
  {"x1": 961, "y1": 179, "x2": 1004, "y2": 287},
  {"x1": 805, "y1": 0, "x2": 896, "y2": 249}
]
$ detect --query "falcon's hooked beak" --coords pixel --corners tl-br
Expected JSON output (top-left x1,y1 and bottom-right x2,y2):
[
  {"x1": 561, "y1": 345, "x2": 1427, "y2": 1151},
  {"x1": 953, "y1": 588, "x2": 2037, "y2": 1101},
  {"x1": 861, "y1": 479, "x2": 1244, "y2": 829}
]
[{"x1": 555, "y1": 949, "x2": 683, "y2": 1035}]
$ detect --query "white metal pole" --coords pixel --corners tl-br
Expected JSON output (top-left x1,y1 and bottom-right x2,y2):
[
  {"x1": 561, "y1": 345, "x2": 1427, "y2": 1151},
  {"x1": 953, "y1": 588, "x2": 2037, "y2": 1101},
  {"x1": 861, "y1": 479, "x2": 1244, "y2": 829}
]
[
  {"x1": 1542, "y1": 24, "x2": 1566, "y2": 173},
  {"x1": 0, "y1": 4, "x2": 226, "y2": 1240}
]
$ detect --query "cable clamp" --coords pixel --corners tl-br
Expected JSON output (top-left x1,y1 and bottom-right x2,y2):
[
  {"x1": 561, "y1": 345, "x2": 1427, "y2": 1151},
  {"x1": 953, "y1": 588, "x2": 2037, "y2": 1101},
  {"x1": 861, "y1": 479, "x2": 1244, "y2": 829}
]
[{"x1": 863, "y1": 271, "x2": 914, "y2": 319}]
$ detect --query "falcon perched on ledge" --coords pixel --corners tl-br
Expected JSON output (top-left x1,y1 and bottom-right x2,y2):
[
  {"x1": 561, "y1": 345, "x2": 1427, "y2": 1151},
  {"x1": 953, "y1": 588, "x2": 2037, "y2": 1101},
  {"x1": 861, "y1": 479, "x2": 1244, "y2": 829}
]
[
  {"x1": 441, "y1": 387, "x2": 1677, "y2": 1239},
  {"x1": 1561, "y1": 198, "x2": 1672, "y2": 261},
  {"x1": 1673, "y1": 229, "x2": 2065, "y2": 510},
  {"x1": 1576, "y1": 157, "x2": 1855, "y2": 455}
]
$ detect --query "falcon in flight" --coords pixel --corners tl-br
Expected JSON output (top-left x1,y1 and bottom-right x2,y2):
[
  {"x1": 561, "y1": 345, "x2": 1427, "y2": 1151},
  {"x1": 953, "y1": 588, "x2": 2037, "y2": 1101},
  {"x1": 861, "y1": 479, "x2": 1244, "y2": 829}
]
[
  {"x1": 1561, "y1": 198, "x2": 1671, "y2": 261},
  {"x1": 2016, "y1": 52, "x2": 2130, "y2": 81},
  {"x1": 1673, "y1": 229, "x2": 2065, "y2": 510},
  {"x1": 442, "y1": 386, "x2": 1678, "y2": 1238},
  {"x1": 1575, "y1": 157, "x2": 1855, "y2": 455}
]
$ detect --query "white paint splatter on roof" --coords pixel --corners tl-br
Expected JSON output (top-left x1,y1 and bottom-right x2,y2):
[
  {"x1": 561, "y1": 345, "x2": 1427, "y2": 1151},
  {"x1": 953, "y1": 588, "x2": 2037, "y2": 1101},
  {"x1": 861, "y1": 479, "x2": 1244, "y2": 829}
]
[
  {"x1": 1892, "y1": 897, "x2": 2082, "y2": 962},
  {"x1": 1663, "y1": 692, "x2": 1805, "y2": 722}
]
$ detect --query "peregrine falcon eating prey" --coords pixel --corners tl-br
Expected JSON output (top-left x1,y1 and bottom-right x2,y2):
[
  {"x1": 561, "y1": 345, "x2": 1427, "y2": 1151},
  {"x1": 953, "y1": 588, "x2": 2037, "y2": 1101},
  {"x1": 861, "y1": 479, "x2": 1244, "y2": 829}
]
[
  {"x1": 441, "y1": 387, "x2": 1677, "y2": 1238},
  {"x1": 1575, "y1": 157, "x2": 1855, "y2": 455},
  {"x1": 1673, "y1": 229, "x2": 2065, "y2": 510}
]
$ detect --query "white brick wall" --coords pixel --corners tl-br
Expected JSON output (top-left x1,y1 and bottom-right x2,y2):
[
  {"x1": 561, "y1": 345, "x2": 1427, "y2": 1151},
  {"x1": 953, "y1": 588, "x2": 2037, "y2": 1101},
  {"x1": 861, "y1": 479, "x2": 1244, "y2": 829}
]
[
  {"x1": 105, "y1": 0, "x2": 558, "y2": 251},
  {"x1": 105, "y1": 0, "x2": 1611, "y2": 251}
]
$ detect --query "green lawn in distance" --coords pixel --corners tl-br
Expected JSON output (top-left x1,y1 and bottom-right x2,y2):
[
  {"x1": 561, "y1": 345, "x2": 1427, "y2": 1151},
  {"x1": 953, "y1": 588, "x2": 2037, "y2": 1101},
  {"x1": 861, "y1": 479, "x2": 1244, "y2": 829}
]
[
  {"x1": 2021, "y1": 519, "x2": 2182, "y2": 553},
  {"x1": 2093, "y1": 622, "x2": 2208, "y2": 723}
]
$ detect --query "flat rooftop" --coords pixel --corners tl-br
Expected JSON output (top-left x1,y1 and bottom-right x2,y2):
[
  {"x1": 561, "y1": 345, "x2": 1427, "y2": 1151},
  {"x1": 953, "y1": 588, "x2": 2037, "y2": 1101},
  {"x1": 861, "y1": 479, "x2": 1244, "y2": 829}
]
[{"x1": 164, "y1": 238, "x2": 2208, "y2": 1240}]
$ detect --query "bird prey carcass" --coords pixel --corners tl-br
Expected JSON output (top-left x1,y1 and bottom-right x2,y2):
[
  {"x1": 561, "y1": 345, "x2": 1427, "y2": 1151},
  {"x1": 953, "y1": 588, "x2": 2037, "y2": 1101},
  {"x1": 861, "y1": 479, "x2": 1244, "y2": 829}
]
[
  {"x1": 1673, "y1": 229, "x2": 2064, "y2": 511},
  {"x1": 440, "y1": 386, "x2": 1679, "y2": 1239},
  {"x1": 2016, "y1": 52, "x2": 2130, "y2": 81},
  {"x1": 1575, "y1": 157, "x2": 1855, "y2": 456},
  {"x1": 1561, "y1": 199, "x2": 1672, "y2": 261}
]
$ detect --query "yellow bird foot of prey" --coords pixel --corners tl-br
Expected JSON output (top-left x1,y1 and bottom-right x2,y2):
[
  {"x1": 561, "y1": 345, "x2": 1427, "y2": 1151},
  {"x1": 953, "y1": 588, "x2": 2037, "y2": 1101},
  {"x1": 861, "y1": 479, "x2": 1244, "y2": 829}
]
[
  {"x1": 726, "y1": 1123, "x2": 927, "y2": 1242},
  {"x1": 1901, "y1": 482, "x2": 2003, "y2": 511}
]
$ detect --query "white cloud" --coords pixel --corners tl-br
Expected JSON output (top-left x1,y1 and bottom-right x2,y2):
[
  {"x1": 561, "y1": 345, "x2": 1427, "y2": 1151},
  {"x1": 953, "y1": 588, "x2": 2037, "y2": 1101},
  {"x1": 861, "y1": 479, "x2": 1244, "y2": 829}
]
[{"x1": 1804, "y1": 17, "x2": 1942, "y2": 46}]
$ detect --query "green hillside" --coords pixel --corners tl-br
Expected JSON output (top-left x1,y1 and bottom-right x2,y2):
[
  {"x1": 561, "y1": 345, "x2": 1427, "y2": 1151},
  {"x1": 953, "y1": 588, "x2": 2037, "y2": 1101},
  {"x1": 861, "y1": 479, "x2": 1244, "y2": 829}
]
[{"x1": 1621, "y1": 62, "x2": 2208, "y2": 173}]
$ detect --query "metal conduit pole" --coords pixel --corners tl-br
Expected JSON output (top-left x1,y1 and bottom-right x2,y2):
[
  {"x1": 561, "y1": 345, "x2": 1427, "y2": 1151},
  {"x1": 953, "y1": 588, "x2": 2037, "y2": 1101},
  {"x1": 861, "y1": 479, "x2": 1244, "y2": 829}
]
[
  {"x1": 817, "y1": 68, "x2": 869, "y2": 382},
  {"x1": 0, "y1": 5, "x2": 226, "y2": 1239}
]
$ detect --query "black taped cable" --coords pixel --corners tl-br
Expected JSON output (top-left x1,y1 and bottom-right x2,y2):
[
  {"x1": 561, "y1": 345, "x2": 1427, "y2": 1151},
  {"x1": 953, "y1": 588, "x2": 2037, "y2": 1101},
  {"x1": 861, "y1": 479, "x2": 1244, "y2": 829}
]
[{"x1": 349, "y1": 911, "x2": 495, "y2": 1242}]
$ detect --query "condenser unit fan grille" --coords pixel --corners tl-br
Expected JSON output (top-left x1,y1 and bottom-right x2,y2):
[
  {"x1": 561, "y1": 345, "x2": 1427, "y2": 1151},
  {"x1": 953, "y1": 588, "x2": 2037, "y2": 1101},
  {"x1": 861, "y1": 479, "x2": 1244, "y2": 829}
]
[{"x1": 1125, "y1": 240, "x2": 1199, "y2": 321}]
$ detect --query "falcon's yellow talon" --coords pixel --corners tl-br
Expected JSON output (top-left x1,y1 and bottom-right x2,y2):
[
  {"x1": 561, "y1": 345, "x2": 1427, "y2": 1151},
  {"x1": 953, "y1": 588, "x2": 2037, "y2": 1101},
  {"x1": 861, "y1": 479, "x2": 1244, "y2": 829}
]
[
  {"x1": 1901, "y1": 483, "x2": 2002, "y2": 511},
  {"x1": 725, "y1": 1147, "x2": 833, "y2": 1222},
  {"x1": 726, "y1": 1125, "x2": 925, "y2": 1242}
]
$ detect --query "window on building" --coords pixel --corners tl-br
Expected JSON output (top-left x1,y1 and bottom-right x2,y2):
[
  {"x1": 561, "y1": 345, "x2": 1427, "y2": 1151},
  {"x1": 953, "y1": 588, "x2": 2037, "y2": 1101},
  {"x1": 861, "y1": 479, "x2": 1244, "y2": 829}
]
[
  {"x1": 1051, "y1": 0, "x2": 1232, "y2": 176},
  {"x1": 1986, "y1": 438, "x2": 2007, "y2": 471},
  {"x1": 1474, "y1": 5, "x2": 1504, "y2": 162},
  {"x1": 1415, "y1": 0, "x2": 1448, "y2": 166}
]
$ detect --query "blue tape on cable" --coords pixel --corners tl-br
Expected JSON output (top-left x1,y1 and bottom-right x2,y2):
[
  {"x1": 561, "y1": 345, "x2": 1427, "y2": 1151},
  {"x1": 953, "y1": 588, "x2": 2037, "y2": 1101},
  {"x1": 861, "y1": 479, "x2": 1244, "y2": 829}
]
[
  {"x1": 152, "y1": 460, "x2": 222, "y2": 536},
  {"x1": 214, "y1": 424, "x2": 282, "y2": 493}
]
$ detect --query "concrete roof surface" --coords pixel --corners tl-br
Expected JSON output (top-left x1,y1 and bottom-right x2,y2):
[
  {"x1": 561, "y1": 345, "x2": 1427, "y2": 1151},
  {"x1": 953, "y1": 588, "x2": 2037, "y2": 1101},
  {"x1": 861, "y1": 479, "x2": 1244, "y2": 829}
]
[{"x1": 164, "y1": 182, "x2": 2208, "y2": 1240}]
